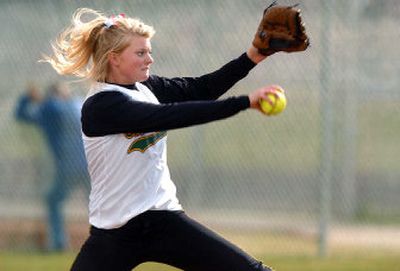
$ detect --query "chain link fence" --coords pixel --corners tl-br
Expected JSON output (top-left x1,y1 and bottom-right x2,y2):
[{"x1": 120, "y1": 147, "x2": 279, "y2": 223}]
[{"x1": 0, "y1": 0, "x2": 399, "y2": 254}]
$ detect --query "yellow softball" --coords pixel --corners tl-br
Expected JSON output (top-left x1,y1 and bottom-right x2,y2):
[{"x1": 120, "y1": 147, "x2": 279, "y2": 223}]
[{"x1": 259, "y1": 87, "x2": 287, "y2": 116}]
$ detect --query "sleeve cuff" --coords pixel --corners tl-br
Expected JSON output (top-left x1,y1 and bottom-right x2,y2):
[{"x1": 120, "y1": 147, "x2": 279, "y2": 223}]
[
  {"x1": 238, "y1": 95, "x2": 251, "y2": 109},
  {"x1": 239, "y1": 52, "x2": 258, "y2": 70}
]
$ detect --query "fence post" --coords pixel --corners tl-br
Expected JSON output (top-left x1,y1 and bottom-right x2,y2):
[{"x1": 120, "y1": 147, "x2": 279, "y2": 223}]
[{"x1": 318, "y1": 0, "x2": 335, "y2": 258}]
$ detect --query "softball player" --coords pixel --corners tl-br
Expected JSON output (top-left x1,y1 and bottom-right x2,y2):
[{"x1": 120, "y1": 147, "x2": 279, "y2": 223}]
[{"x1": 43, "y1": 8, "x2": 278, "y2": 271}]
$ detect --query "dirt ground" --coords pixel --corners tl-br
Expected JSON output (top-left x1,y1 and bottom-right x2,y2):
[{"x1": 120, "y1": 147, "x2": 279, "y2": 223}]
[{"x1": 1, "y1": 211, "x2": 399, "y2": 252}]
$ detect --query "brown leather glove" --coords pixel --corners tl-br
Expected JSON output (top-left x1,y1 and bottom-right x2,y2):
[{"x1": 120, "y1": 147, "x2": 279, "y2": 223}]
[{"x1": 252, "y1": 1, "x2": 310, "y2": 56}]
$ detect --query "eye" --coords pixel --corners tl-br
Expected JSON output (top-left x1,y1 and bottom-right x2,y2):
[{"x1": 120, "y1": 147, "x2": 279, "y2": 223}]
[{"x1": 136, "y1": 50, "x2": 152, "y2": 58}]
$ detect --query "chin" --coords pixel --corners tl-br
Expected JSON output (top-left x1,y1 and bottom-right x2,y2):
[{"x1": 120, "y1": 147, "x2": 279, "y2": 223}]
[{"x1": 138, "y1": 74, "x2": 150, "y2": 82}]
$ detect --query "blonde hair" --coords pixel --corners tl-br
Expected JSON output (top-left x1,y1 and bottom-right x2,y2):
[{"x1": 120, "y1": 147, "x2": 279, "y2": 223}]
[{"x1": 43, "y1": 8, "x2": 155, "y2": 82}]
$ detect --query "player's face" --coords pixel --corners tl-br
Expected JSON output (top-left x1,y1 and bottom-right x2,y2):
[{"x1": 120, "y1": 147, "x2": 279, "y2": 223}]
[{"x1": 112, "y1": 36, "x2": 153, "y2": 84}]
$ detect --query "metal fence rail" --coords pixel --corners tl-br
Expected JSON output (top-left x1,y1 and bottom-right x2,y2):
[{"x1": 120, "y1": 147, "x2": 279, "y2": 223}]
[{"x1": 0, "y1": 0, "x2": 399, "y2": 253}]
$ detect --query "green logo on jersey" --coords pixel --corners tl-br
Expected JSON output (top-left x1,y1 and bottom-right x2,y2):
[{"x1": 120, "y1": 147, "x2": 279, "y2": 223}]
[{"x1": 126, "y1": 131, "x2": 167, "y2": 153}]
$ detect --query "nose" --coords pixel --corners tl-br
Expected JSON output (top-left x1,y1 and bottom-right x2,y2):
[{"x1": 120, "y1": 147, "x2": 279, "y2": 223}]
[{"x1": 146, "y1": 53, "x2": 154, "y2": 64}]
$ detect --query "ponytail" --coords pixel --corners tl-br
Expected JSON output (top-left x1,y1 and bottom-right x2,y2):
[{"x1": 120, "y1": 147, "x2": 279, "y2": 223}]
[{"x1": 42, "y1": 8, "x2": 155, "y2": 83}]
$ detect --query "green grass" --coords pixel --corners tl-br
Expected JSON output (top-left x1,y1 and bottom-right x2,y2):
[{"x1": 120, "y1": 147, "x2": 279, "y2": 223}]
[
  {"x1": 1, "y1": 252, "x2": 399, "y2": 271},
  {"x1": 1, "y1": 231, "x2": 399, "y2": 271},
  {"x1": 265, "y1": 254, "x2": 400, "y2": 271}
]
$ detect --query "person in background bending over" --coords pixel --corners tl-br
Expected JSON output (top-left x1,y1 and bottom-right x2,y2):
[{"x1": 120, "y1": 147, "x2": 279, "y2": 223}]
[{"x1": 15, "y1": 82, "x2": 90, "y2": 252}]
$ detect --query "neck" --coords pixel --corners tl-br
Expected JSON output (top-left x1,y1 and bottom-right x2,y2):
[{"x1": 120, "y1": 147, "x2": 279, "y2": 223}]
[
  {"x1": 106, "y1": 72, "x2": 136, "y2": 85},
  {"x1": 105, "y1": 81, "x2": 137, "y2": 90}
]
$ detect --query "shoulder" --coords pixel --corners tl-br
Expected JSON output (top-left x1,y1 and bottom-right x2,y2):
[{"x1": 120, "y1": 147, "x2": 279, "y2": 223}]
[
  {"x1": 141, "y1": 74, "x2": 180, "y2": 92},
  {"x1": 85, "y1": 83, "x2": 133, "y2": 105},
  {"x1": 141, "y1": 75, "x2": 162, "y2": 91},
  {"x1": 83, "y1": 90, "x2": 129, "y2": 112}
]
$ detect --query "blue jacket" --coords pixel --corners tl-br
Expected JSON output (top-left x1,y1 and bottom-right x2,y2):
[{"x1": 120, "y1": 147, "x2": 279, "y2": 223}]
[{"x1": 15, "y1": 95, "x2": 88, "y2": 175}]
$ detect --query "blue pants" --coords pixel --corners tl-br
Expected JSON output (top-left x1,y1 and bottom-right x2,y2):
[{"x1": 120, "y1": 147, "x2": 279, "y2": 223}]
[
  {"x1": 71, "y1": 211, "x2": 273, "y2": 271},
  {"x1": 45, "y1": 170, "x2": 90, "y2": 251}
]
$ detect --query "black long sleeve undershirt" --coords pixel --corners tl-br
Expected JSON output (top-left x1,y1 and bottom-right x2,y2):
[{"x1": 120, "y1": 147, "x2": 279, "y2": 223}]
[
  {"x1": 82, "y1": 93, "x2": 249, "y2": 136},
  {"x1": 143, "y1": 53, "x2": 256, "y2": 102},
  {"x1": 82, "y1": 53, "x2": 256, "y2": 136}
]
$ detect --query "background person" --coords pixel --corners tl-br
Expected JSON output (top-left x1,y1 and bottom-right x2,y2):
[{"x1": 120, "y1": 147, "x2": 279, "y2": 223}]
[{"x1": 15, "y1": 82, "x2": 90, "y2": 252}]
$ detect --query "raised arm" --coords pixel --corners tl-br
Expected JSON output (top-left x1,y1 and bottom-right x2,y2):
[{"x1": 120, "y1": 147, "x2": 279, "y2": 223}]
[{"x1": 143, "y1": 52, "x2": 259, "y2": 103}]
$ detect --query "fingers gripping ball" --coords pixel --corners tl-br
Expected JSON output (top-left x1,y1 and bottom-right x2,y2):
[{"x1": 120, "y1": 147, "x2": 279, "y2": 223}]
[{"x1": 259, "y1": 87, "x2": 287, "y2": 116}]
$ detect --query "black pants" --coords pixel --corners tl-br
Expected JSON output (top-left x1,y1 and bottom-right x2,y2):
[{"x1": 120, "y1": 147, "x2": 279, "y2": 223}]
[{"x1": 71, "y1": 211, "x2": 272, "y2": 271}]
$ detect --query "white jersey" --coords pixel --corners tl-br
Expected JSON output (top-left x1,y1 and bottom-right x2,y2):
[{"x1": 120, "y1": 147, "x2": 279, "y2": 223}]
[{"x1": 83, "y1": 83, "x2": 182, "y2": 229}]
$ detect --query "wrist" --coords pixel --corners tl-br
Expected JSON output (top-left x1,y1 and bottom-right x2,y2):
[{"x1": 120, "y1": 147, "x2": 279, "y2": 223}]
[{"x1": 246, "y1": 46, "x2": 268, "y2": 64}]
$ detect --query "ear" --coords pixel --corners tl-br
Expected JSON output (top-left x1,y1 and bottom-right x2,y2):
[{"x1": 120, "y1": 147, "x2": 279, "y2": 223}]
[{"x1": 108, "y1": 52, "x2": 120, "y2": 67}]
